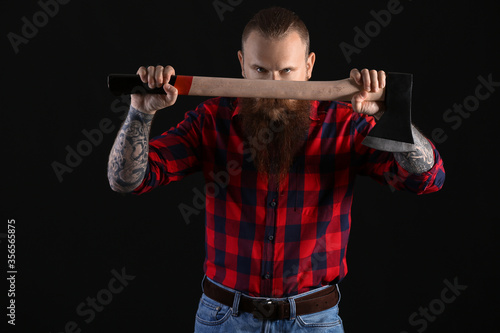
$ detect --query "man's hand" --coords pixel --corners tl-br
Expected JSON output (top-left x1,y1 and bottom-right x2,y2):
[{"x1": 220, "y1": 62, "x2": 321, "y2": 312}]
[
  {"x1": 349, "y1": 68, "x2": 435, "y2": 173},
  {"x1": 350, "y1": 68, "x2": 386, "y2": 120},
  {"x1": 131, "y1": 65, "x2": 178, "y2": 114}
]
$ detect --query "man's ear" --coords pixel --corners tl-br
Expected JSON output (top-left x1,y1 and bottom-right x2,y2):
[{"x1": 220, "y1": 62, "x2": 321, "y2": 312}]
[
  {"x1": 306, "y1": 52, "x2": 316, "y2": 79},
  {"x1": 238, "y1": 50, "x2": 245, "y2": 78}
]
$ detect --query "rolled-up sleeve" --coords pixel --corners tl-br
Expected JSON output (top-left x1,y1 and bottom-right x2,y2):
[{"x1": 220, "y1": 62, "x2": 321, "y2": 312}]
[
  {"x1": 352, "y1": 112, "x2": 445, "y2": 195},
  {"x1": 132, "y1": 105, "x2": 205, "y2": 195}
]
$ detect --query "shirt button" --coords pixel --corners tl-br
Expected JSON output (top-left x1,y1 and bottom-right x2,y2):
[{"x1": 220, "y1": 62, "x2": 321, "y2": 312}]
[
  {"x1": 264, "y1": 274, "x2": 270, "y2": 279},
  {"x1": 270, "y1": 201, "x2": 277, "y2": 207},
  {"x1": 268, "y1": 235, "x2": 274, "y2": 241}
]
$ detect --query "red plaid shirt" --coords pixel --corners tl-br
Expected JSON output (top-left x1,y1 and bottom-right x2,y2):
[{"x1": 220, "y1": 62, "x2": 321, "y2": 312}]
[{"x1": 133, "y1": 97, "x2": 445, "y2": 297}]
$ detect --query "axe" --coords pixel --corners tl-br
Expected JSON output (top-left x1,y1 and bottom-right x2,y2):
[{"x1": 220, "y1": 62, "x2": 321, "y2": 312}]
[{"x1": 107, "y1": 73, "x2": 415, "y2": 152}]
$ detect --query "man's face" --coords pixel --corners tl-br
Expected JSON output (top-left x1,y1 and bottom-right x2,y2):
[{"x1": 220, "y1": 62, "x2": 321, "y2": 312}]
[
  {"x1": 238, "y1": 30, "x2": 315, "y2": 81},
  {"x1": 236, "y1": 30, "x2": 316, "y2": 179}
]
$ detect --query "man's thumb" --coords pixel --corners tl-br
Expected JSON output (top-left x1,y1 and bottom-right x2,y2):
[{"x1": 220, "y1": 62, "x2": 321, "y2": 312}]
[
  {"x1": 164, "y1": 84, "x2": 178, "y2": 103},
  {"x1": 357, "y1": 90, "x2": 368, "y2": 100}
]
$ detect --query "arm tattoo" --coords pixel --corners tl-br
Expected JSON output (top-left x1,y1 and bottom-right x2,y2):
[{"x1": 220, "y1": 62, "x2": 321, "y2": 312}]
[
  {"x1": 394, "y1": 126, "x2": 435, "y2": 174},
  {"x1": 107, "y1": 107, "x2": 154, "y2": 193}
]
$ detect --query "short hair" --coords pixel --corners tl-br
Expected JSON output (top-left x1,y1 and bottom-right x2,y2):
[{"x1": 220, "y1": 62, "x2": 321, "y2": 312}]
[{"x1": 241, "y1": 7, "x2": 310, "y2": 55}]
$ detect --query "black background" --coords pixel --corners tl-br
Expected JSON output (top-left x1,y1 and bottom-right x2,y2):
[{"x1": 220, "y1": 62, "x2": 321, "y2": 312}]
[{"x1": 2, "y1": 0, "x2": 499, "y2": 332}]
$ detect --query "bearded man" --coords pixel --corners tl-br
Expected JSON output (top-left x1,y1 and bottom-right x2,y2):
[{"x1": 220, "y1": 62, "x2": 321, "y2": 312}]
[{"x1": 107, "y1": 6, "x2": 445, "y2": 332}]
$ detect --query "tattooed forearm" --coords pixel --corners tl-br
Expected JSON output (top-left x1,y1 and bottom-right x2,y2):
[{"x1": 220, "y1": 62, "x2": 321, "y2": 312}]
[
  {"x1": 394, "y1": 126, "x2": 435, "y2": 174},
  {"x1": 107, "y1": 106, "x2": 154, "y2": 193}
]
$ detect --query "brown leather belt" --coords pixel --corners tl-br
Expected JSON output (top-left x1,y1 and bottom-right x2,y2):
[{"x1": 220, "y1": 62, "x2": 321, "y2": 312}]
[{"x1": 203, "y1": 278, "x2": 339, "y2": 320}]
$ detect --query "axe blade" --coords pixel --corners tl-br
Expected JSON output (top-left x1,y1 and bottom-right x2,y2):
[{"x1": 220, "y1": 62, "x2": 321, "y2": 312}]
[{"x1": 362, "y1": 72, "x2": 415, "y2": 152}]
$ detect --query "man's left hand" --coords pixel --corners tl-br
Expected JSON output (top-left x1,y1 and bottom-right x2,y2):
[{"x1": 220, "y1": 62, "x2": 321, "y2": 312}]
[{"x1": 350, "y1": 68, "x2": 386, "y2": 120}]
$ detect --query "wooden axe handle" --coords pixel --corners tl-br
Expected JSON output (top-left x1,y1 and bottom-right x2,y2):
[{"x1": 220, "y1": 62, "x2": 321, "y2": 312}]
[{"x1": 107, "y1": 74, "x2": 385, "y2": 101}]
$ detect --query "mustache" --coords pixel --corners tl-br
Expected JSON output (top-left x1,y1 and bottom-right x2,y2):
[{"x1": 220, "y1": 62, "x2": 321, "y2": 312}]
[
  {"x1": 243, "y1": 97, "x2": 300, "y2": 109},
  {"x1": 238, "y1": 98, "x2": 312, "y2": 126},
  {"x1": 239, "y1": 97, "x2": 302, "y2": 113}
]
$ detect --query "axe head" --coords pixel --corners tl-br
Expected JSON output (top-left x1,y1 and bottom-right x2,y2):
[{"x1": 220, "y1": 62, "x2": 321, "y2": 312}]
[{"x1": 362, "y1": 72, "x2": 415, "y2": 152}]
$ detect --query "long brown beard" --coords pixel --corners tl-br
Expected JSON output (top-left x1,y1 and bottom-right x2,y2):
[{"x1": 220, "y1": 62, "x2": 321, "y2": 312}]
[{"x1": 238, "y1": 97, "x2": 312, "y2": 180}]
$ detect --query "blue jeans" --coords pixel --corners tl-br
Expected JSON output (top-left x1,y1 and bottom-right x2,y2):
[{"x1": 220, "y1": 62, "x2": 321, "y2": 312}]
[{"x1": 194, "y1": 277, "x2": 344, "y2": 332}]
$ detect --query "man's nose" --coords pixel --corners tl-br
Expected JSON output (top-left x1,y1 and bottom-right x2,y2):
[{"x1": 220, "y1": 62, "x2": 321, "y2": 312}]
[{"x1": 271, "y1": 72, "x2": 281, "y2": 80}]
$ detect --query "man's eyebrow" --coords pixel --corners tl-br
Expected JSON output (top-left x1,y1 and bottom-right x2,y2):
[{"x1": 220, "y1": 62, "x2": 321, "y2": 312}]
[
  {"x1": 249, "y1": 64, "x2": 297, "y2": 70},
  {"x1": 250, "y1": 63, "x2": 266, "y2": 69}
]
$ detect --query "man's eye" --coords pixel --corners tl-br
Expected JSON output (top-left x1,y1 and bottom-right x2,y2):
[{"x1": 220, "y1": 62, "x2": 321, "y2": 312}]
[
  {"x1": 256, "y1": 67, "x2": 266, "y2": 73},
  {"x1": 282, "y1": 68, "x2": 291, "y2": 74}
]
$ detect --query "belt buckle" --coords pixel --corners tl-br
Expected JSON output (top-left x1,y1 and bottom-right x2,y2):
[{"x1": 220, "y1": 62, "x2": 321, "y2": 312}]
[{"x1": 252, "y1": 298, "x2": 280, "y2": 320}]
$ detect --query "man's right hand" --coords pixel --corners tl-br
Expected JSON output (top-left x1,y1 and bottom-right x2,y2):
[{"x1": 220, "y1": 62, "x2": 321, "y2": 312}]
[{"x1": 131, "y1": 65, "x2": 178, "y2": 114}]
